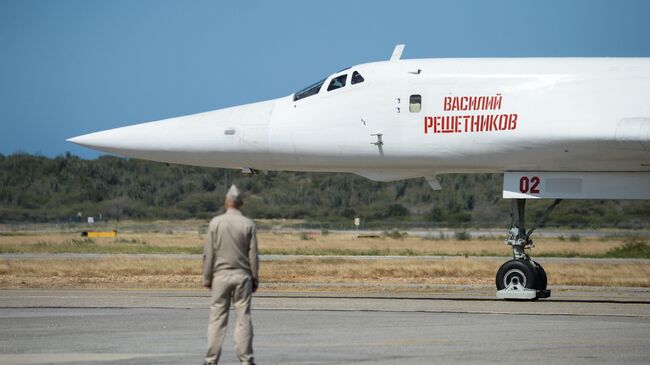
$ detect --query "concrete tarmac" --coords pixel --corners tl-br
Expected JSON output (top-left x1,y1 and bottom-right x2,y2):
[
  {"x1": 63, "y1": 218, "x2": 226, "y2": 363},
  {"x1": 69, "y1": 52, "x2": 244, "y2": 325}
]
[{"x1": 1, "y1": 288, "x2": 649, "y2": 365}]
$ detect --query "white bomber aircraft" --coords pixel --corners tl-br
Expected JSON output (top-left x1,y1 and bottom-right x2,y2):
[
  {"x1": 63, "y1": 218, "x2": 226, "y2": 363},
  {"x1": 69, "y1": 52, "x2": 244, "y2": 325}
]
[{"x1": 69, "y1": 45, "x2": 650, "y2": 300}]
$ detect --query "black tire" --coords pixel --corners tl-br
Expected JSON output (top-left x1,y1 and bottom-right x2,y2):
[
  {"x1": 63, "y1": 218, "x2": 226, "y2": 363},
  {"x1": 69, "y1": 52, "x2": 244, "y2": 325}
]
[
  {"x1": 533, "y1": 261, "x2": 548, "y2": 291},
  {"x1": 496, "y1": 259, "x2": 538, "y2": 291}
]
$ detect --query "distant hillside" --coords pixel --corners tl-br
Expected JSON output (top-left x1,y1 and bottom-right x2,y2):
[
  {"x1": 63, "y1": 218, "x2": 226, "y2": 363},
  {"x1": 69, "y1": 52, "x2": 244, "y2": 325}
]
[{"x1": 0, "y1": 153, "x2": 648, "y2": 228}]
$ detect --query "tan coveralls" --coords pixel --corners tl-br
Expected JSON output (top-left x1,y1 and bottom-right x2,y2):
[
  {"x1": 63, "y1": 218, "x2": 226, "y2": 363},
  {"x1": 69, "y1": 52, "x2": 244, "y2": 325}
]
[{"x1": 203, "y1": 209, "x2": 259, "y2": 365}]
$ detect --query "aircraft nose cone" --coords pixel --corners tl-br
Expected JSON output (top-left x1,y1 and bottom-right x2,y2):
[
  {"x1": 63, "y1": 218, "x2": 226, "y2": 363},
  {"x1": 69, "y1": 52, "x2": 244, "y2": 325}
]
[
  {"x1": 65, "y1": 114, "x2": 230, "y2": 159},
  {"x1": 67, "y1": 133, "x2": 111, "y2": 149},
  {"x1": 66, "y1": 98, "x2": 277, "y2": 167},
  {"x1": 66, "y1": 135, "x2": 83, "y2": 145}
]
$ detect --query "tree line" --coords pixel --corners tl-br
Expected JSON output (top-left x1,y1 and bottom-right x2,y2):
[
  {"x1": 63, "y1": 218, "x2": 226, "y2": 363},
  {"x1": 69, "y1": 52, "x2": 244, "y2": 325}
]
[{"x1": 0, "y1": 153, "x2": 648, "y2": 228}]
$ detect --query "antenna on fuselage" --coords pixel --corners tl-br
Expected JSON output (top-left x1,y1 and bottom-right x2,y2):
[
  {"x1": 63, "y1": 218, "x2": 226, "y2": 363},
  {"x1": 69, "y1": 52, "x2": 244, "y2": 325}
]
[{"x1": 390, "y1": 44, "x2": 405, "y2": 61}]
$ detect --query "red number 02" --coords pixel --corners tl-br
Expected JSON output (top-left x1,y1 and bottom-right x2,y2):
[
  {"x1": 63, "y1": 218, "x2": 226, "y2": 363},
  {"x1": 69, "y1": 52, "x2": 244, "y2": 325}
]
[{"x1": 519, "y1": 176, "x2": 540, "y2": 194}]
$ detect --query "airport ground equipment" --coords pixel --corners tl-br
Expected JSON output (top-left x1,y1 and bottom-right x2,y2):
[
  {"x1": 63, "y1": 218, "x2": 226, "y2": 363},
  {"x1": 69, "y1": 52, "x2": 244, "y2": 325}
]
[{"x1": 81, "y1": 230, "x2": 118, "y2": 238}]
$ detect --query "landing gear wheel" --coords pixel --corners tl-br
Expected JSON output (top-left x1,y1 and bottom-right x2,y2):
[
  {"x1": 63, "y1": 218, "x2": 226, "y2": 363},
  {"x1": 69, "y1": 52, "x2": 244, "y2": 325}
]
[
  {"x1": 533, "y1": 261, "x2": 547, "y2": 291},
  {"x1": 533, "y1": 261, "x2": 550, "y2": 298},
  {"x1": 496, "y1": 259, "x2": 538, "y2": 291},
  {"x1": 496, "y1": 199, "x2": 559, "y2": 300}
]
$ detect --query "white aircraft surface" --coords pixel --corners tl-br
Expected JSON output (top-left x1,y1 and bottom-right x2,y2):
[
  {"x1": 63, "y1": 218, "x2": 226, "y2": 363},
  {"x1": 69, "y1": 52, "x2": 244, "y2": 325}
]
[{"x1": 69, "y1": 45, "x2": 650, "y2": 300}]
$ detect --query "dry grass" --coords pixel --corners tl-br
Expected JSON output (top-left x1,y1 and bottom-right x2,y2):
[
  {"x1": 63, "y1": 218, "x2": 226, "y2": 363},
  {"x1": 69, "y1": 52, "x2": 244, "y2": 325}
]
[
  {"x1": 0, "y1": 231, "x2": 635, "y2": 257},
  {"x1": 259, "y1": 232, "x2": 624, "y2": 257},
  {"x1": 0, "y1": 257, "x2": 200, "y2": 289},
  {"x1": 1, "y1": 257, "x2": 648, "y2": 289},
  {"x1": 0, "y1": 232, "x2": 203, "y2": 247},
  {"x1": 262, "y1": 258, "x2": 650, "y2": 287},
  {"x1": 1, "y1": 228, "x2": 647, "y2": 290}
]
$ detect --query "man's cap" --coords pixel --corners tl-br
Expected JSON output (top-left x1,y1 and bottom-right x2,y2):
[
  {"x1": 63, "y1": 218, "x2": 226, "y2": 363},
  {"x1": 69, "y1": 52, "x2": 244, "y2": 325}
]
[{"x1": 226, "y1": 184, "x2": 243, "y2": 204}]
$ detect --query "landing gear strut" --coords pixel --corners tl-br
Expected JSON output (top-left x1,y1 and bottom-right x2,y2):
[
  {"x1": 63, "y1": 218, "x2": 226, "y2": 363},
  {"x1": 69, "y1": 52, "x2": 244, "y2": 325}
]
[{"x1": 496, "y1": 198, "x2": 561, "y2": 300}]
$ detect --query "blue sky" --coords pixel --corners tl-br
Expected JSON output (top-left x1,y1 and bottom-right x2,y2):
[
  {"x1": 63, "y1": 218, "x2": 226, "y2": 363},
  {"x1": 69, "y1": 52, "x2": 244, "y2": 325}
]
[{"x1": 1, "y1": 0, "x2": 649, "y2": 158}]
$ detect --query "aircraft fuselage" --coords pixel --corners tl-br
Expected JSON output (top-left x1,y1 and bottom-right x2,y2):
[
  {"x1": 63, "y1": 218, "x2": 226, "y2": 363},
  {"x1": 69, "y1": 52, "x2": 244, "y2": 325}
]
[{"x1": 69, "y1": 57, "x2": 650, "y2": 182}]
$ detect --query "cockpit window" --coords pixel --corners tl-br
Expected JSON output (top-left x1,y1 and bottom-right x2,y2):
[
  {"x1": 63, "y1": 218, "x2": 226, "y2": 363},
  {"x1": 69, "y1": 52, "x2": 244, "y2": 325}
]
[
  {"x1": 351, "y1": 71, "x2": 365, "y2": 84},
  {"x1": 327, "y1": 74, "x2": 347, "y2": 91},
  {"x1": 293, "y1": 78, "x2": 326, "y2": 101}
]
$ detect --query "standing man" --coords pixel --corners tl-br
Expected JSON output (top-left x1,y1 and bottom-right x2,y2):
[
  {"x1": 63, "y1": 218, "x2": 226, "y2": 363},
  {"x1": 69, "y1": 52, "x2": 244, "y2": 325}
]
[{"x1": 203, "y1": 185, "x2": 259, "y2": 365}]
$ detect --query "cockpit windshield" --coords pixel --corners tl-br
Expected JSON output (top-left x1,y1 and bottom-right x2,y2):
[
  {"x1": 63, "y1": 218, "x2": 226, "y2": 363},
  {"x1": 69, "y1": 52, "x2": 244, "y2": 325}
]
[{"x1": 293, "y1": 78, "x2": 326, "y2": 101}]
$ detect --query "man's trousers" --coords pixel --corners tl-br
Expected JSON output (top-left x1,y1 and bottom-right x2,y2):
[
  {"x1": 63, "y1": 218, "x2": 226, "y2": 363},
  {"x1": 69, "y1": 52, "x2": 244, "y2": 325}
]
[{"x1": 205, "y1": 270, "x2": 254, "y2": 365}]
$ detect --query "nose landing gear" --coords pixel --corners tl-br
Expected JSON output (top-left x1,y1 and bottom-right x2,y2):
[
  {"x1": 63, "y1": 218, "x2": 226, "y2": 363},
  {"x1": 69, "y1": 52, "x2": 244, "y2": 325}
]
[{"x1": 496, "y1": 199, "x2": 561, "y2": 300}]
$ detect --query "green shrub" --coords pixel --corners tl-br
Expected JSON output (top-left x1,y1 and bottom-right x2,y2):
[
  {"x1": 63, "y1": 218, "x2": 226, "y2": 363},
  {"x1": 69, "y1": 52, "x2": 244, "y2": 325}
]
[
  {"x1": 605, "y1": 238, "x2": 650, "y2": 258},
  {"x1": 569, "y1": 234, "x2": 581, "y2": 242},
  {"x1": 383, "y1": 230, "x2": 405, "y2": 239}
]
